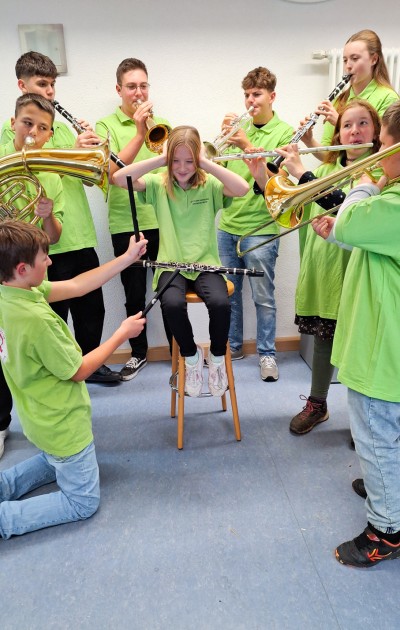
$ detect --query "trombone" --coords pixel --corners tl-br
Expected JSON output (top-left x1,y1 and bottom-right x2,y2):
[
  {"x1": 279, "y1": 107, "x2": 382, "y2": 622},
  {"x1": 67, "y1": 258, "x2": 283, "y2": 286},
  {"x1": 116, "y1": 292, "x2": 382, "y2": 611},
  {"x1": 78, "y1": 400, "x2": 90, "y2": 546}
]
[
  {"x1": 236, "y1": 141, "x2": 400, "y2": 257},
  {"x1": 212, "y1": 143, "x2": 373, "y2": 162}
]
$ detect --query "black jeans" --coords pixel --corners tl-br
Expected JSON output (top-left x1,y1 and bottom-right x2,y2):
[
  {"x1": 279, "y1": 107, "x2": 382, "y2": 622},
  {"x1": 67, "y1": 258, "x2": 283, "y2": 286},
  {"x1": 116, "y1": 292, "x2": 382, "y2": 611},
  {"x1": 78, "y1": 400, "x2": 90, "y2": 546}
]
[
  {"x1": 157, "y1": 271, "x2": 230, "y2": 357},
  {"x1": 111, "y1": 229, "x2": 172, "y2": 357},
  {"x1": 47, "y1": 248, "x2": 105, "y2": 355},
  {"x1": 0, "y1": 364, "x2": 12, "y2": 431}
]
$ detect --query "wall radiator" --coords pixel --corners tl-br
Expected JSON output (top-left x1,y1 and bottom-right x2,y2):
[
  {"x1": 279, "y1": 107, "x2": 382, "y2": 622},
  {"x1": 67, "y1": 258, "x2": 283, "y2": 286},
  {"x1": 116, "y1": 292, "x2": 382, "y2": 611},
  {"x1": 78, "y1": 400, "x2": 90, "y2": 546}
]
[{"x1": 312, "y1": 48, "x2": 400, "y2": 94}]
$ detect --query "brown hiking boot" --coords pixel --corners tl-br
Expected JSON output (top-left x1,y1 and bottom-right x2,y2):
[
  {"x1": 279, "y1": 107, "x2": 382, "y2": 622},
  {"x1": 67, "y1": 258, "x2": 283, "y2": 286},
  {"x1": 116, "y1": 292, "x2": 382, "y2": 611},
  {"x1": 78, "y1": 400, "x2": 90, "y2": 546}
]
[{"x1": 290, "y1": 395, "x2": 329, "y2": 434}]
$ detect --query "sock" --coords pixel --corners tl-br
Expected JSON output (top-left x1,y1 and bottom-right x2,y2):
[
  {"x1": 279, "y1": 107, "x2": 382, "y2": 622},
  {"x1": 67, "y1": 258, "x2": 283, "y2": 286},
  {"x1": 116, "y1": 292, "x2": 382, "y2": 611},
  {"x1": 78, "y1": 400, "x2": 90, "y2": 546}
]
[
  {"x1": 185, "y1": 351, "x2": 199, "y2": 367},
  {"x1": 368, "y1": 522, "x2": 400, "y2": 544},
  {"x1": 210, "y1": 353, "x2": 224, "y2": 365},
  {"x1": 309, "y1": 396, "x2": 326, "y2": 405}
]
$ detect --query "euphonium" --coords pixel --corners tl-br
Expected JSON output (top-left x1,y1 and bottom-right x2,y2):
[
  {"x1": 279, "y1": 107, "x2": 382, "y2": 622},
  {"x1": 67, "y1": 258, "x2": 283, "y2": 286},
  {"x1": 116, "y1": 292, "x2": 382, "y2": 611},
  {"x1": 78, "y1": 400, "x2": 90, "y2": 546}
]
[
  {"x1": 0, "y1": 141, "x2": 110, "y2": 224},
  {"x1": 204, "y1": 106, "x2": 255, "y2": 159},
  {"x1": 135, "y1": 100, "x2": 171, "y2": 154},
  {"x1": 236, "y1": 141, "x2": 400, "y2": 256}
]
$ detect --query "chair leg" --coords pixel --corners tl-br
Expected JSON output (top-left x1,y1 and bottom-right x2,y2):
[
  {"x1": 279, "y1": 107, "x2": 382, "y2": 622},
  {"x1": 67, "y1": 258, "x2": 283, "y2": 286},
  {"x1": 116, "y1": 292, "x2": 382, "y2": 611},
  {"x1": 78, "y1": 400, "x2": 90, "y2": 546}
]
[
  {"x1": 170, "y1": 338, "x2": 179, "y2": 418},
  {"x1": 225, "y1": 344, "x2": 241, "y2": 441},
  {"x1": 177, "y1": 353, "x2": 185, "y2": 449}
]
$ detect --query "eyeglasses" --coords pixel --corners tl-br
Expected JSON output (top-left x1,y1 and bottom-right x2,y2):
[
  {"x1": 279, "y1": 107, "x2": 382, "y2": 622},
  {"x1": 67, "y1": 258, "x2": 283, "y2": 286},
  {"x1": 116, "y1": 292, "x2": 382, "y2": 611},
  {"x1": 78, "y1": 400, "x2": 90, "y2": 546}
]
[{"x1": 120, "y1": 83, "x2": 150, "y2": 92}]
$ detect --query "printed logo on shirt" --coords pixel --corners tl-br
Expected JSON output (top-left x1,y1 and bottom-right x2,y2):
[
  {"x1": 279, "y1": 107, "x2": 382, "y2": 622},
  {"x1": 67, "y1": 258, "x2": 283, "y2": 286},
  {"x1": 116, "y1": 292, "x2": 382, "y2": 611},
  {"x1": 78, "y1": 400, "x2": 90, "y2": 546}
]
[
  {"x1": 0, "y1": 328, "x2": 8, "y2": 362},
  {"x1": 191, "y1": 199, "x2": 209, "y2": 206}
]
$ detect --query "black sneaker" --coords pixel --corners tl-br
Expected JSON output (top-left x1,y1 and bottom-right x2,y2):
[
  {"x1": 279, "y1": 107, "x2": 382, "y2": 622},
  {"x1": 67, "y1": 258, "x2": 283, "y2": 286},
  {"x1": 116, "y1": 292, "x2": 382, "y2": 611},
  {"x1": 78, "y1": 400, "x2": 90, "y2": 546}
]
[
  {"x1": 120, "y1": 357, "x2": 147, "y2": 381},
  {"x1": 335, "y1": 527, "x2": 400, "y2": 568},
  {"x1": 289, "y1": 395, "x2": 329, "y2": 434},
  {"x1": 352, "y1": 478, "x2": 367, "y2": 499},
  {"x1": 86, "y1": 365, "x2": 121, "y2": 383}
]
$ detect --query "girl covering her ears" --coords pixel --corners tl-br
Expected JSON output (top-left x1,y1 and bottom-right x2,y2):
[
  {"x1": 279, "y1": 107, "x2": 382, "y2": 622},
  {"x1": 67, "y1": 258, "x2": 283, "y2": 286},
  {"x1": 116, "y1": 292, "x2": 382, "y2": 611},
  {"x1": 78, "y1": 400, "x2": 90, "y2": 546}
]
[{"x1": 113, "y1": 125, "x2": 249, "y2": 398}]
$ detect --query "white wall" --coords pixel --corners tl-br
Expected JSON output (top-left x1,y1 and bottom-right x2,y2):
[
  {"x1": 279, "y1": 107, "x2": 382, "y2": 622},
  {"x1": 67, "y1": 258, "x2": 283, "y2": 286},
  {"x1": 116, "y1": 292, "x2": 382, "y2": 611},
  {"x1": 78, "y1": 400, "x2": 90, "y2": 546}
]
[{"x1": 1, "y1": 1, "x2": 399, "y2": 348}]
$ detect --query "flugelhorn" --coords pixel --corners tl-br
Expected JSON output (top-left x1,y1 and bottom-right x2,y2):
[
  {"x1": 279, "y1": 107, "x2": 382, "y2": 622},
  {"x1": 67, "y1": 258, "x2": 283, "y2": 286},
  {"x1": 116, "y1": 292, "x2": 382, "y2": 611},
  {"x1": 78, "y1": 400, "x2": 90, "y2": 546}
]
[
  {"x1": 134, "y1": 100, "x2": 171, "y2": 154},
  {"x1": 212, "y1": 143, "x2": 373, "y2": 162},
  {"x1": 0, "y1": 142, "x2": 110, "y2": 225},
  {"x1": 267, "y1": 74, "x2": 352, "y2": 174},
  {"x1": 236, "y1": 141, "x2": 400, "y2": 256},
  {"x1": 204, "y1": 106, "x2": 255, "y2": 159}
]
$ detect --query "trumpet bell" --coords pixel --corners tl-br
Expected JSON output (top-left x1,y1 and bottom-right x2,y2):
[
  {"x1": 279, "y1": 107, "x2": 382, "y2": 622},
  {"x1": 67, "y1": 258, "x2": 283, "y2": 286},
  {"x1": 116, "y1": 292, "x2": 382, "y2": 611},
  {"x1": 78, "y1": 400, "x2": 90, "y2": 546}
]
[{"x1": 145, "y1": 123, "x2": 171, "y2": 154}]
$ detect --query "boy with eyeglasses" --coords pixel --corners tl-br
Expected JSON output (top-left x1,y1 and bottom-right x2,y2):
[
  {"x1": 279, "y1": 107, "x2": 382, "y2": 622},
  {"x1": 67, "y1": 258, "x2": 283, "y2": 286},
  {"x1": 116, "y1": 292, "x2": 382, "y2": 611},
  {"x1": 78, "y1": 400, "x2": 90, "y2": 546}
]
[
  {"x1": 96, "y1": 58, "x2": 172, "y2": 380},
  {"x1": 1, "y1": 51, "x2": 120, "y2": 385}
]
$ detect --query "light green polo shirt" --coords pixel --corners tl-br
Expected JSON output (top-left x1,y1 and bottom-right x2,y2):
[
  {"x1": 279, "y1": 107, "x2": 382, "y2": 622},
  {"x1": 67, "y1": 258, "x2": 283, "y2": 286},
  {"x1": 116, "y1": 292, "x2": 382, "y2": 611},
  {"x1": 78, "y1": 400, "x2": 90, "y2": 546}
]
[
  {"x1": 320, "y1": 80, "x2": 399, "y2": 146},
  {"x1": 0, "y1": 140, "x2": 64, "y2": 240},
  {"x1": 218, "y1": 112, "x2": 294, "y2": 236},
  {"x1": 295, "y1": 158, "x2": 352, "y2": 319},
  {"x1": 96, "y1": 107, "x2": 171, "y2": 234},
  {"x1": 138, "y1": 173, "x2": 230, "y2": 287},
  {"x1": 1, "y1": 119, "x2": 98, "y2": 253},
  {"x1": 331, "y1": 183, "x2": 400, "y2": 401},
  {"x1": 0, "y1": 281, "x2": 93, "y2": 456}
]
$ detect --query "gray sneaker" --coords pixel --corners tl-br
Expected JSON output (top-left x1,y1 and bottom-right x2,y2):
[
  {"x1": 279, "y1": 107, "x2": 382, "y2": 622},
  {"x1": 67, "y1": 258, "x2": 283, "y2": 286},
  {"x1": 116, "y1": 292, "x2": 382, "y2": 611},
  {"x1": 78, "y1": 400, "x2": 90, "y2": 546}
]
[
  {"x1": 230, "y1": 348, "x2": 244, "y2": 361},
  {"x1": 259, "y1": 355, "x2": 278, "y2": 381}
]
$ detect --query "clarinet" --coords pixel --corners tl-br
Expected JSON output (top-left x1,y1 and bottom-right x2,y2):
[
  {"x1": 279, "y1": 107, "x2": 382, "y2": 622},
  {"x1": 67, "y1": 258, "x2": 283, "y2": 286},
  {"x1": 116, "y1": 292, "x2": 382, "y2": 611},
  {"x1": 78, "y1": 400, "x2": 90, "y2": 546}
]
[
  {"x1": 132, "y1": 260, "x2": 264, "y2": 277},
  {"x1": 267, "y1": 74, "x2": 352, "y2": 174},
  {"x1": 53, "y1": 101, "x2": 127, "y2": 169}
]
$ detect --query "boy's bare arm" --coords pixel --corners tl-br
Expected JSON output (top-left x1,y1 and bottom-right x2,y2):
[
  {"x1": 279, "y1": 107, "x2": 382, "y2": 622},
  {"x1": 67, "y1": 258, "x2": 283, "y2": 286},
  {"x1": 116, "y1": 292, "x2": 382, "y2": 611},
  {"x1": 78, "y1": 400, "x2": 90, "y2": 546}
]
[
  {"x1": 47, "y1": 235, "x2": 147, "y2": 302},
  {"x1": 71, "y1": 313, "x2": 146, "y2": 381},
  {"x1": 36, "y1": 197, "x2": 62, "y2": 244}
]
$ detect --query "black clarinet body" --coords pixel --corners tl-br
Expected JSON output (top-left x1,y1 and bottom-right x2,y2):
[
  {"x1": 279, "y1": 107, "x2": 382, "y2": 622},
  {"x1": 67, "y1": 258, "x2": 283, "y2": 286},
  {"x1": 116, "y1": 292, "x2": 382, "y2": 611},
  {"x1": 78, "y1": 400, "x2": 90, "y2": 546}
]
[
  {"x1": 132, "y1": 260, "x2": 264, "y2": 277},
  {"x1": 267, "y1": 74, "x2": 352, "y2": 174},
  {"x1": 53, "y1": 101, "x2": 127, "y2": 169}
]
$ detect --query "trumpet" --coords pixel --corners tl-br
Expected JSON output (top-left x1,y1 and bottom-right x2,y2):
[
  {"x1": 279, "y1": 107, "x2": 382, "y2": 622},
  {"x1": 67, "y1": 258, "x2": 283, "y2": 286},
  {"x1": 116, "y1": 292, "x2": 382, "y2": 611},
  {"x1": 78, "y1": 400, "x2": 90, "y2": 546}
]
[
  {"x1": 204, "y1": 106, "x2": 255, "y2": 158},
  {"x1": 236, "y1": 141, "x2": 400, "y2": 256},
  {"x1": 134, "y1": 100, "x2": 171, "y2": 154},
  {"x1": 267, "y1": 74, "x2": 352, "y2": 174},
  {"x1": 212, "y1": 143, "x2": 374, "y2": 162}
]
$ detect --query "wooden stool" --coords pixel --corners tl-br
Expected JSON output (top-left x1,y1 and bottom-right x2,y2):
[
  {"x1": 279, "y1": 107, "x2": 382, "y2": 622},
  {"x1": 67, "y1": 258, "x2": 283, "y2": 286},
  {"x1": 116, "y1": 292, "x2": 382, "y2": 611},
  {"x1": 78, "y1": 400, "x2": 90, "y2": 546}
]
[{"x1": 170, "y1": 280, "x2": 241, "y2": 449}]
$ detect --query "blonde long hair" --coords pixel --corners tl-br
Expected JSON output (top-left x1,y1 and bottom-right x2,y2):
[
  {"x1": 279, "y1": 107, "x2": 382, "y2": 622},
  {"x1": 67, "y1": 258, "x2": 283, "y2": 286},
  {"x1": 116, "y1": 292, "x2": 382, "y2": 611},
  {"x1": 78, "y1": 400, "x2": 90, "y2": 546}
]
[
  {"x1": 336, "y1": 30, "x2": 394, "y2": 111},
  {"x1": 163, "y1": 126, "x2": 206, "y2": 198}
]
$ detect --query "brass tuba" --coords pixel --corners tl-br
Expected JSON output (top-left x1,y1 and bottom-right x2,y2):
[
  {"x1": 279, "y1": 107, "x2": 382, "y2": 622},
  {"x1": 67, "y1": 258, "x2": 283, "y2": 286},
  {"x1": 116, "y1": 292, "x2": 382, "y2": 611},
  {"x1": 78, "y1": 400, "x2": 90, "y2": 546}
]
[
  {"x1": 236, "y1": 141, "x2": 400, "y2": 257},
  {"x1": 0, "y1": 142, "x2": 110, "y2": 224}
]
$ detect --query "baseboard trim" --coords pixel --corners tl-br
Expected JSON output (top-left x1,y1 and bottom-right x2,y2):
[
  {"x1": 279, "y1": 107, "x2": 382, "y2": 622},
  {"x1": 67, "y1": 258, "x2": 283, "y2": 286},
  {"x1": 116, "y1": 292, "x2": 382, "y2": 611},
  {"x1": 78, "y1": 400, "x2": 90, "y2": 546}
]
[{"x1": 107, "y1": 336, "x2": 300, "y2": 364}]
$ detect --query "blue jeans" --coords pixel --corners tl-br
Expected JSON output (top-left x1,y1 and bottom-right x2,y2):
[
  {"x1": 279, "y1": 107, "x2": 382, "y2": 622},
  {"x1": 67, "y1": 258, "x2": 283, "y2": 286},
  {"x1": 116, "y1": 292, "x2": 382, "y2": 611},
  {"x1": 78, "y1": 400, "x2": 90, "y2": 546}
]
[
  {"x1": 0, "y1": 441, "x2": 100, "y2": 539},
  {"x1": 217, "y1": 230, "x2": 279, "y2": 355},
  {"x1": 348, "y1": 389, "x2": 400, "y2": 534}
]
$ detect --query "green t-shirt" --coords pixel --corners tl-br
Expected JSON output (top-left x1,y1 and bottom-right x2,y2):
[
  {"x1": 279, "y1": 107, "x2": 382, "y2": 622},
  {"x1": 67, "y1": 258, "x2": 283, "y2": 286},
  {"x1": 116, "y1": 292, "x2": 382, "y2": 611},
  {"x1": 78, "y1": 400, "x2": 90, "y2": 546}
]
[
  {"x1": 218, "y1": 112, "x2": 294, "y2": 236},
  {"x1": 296, "y1": 158, "x2": 353, "y2": 319},
  {"x1": 320, "y1": 80, "x2": 399, "y2": 146},
  {"x1": 1, "y1": 119, "x2": 98, "y2": 253},
  {"x1": 331, "y1": 183, "x2": 400, "y2": 401},
  {"x1": 96, "y1": 107, "x2": 170, "y2": 234},
  {"x1": 138, "y1": 173, "x2": 230, "y2": 287},
  {"x1": 0, "y1": 140, "x2": 64, "y2": 242},
  {"x1": 0, "y1": 281, "x2": 93, "y2": 456}
]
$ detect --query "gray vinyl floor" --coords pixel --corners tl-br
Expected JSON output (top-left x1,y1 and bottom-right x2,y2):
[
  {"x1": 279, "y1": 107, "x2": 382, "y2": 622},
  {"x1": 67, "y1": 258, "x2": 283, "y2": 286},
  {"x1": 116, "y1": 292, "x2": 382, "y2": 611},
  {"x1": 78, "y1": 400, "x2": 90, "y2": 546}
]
[{"x1": 1, "y1": 351, "x2": 400, "y2": 630}]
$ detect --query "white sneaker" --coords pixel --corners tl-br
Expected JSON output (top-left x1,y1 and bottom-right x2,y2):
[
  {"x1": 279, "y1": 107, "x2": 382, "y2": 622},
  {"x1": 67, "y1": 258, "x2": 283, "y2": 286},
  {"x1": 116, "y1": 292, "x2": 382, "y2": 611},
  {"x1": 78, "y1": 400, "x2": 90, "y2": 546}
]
[
  {"x1": 208, "y1": 356, "x2": 228, "y2": 397},
  {"x1": 260, "y1": 355, "x2": 279, "y2": 382},
  {"x1": 0, "y1": 428, "x2": 9, "y2": 459},
  {"x1": 185, "y1": 346, "x2": 204, "y2": 397}
]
